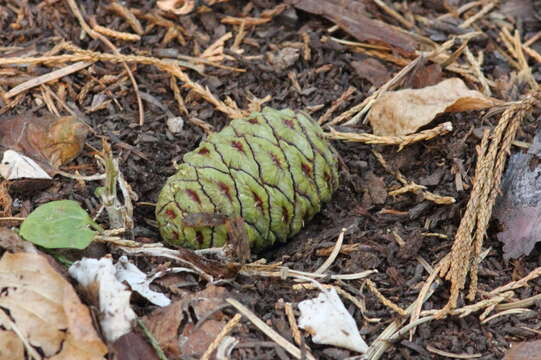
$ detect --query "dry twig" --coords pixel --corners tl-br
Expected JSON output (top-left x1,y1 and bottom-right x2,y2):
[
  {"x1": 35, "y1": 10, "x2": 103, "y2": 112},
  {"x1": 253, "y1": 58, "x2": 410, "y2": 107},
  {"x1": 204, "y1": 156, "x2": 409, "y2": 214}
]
[
  {"x1": 284, "y1": 303, "x2": 303, "y2": 347},
  {"x1": 106, "y1": 2, "x2": 144, "y2": 35}
]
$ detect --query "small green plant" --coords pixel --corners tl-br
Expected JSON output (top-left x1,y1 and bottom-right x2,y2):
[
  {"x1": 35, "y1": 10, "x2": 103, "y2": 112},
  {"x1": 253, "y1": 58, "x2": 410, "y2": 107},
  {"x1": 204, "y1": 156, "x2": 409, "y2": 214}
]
[{"x1": 20, "y1": 200, "x2": 103, "y2": 249}]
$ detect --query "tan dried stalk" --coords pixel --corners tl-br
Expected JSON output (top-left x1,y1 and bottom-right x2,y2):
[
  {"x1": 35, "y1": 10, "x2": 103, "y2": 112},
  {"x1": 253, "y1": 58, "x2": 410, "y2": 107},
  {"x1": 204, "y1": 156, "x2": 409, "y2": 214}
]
[
  {"x1": 106, "y1": 2, "x2": 144, "y2": 35},
  {"x1": 201, "y1": 313, "x2": 242, "y2": 360},
  {"x1": 372, "y1": 150, "x2": 456, "y2": 205},
  {"x1": 328, "y1": 121, "x2": 452, "y2": 150},
  {"x1": 318, "y1": 86, "x2": 356, "y2": 124},
  {"x1": 1, "y1": 50, "x2": 243, "y2": 119},
  {"x1": 65, "y1": 0, "x2": 144, "y2": 125},
  {"x1": 93, "y1": 24, "x2": 141, "y2": 41},
  {"x1": 436, "y1": 88, "x2": 541, "y2": 318},
  {"x1": 489, "y1": 266, "x2": 541, "y2": 296},
  {"x1": 422, "y1": 191, "x2": 456, "y2": 205},
  {"x1": 365, "y1": 279, "x2": 408, "y2": 316}
]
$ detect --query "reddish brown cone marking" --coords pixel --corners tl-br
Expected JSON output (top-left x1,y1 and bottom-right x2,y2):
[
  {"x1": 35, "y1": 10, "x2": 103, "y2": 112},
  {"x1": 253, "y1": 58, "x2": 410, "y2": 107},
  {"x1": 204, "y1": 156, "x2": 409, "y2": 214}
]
[
  {"x1": 185, "y1": 189, "x2": 202, "y2": 204},
  {"x1": 252, "y1": 191, "x2": 264, "y2": 212},
  {"x1": 198, "y1": 147, "x2": 210, "y2": 155},
  {"x1": 165, "y1": 209, "x2": 176, "y2": 219},
  {"x1": 282, "y1": 206, "x2": 289, "y2": 223},
  {"x1": 271, "y1": 153, "x2": 282, "y2": 168},
  {"x1": 301, "y1": 162, "x2": 312, "y2": 176},
  {"x1": 283, "y1": 119, "x2": 295, "y2": 129},
  {"x1": 231, "y1": 140, "x2": 245, "y2": 153},
  {"x1": 218, "y1": 181, "x2": 233, "y2": 201},
  {"x1": 324, "y1": 172, "x2": 331, "y2": 185}
]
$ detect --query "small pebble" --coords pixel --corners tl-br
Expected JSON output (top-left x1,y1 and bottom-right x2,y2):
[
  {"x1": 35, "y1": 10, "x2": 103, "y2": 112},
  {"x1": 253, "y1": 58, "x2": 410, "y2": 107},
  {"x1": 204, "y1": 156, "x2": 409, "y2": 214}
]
[{"x1": 166, "y1": 116, "x2": 184, "y2": 134}]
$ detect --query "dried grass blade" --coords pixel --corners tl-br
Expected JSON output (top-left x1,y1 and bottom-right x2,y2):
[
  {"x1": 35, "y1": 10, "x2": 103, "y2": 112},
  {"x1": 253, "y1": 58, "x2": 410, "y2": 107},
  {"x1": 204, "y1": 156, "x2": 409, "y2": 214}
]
[
  {"x1": 5, "y1": 61, "x2": 92, "y2": 99},
  {"x1": 226, "y1": 298, "x2": 315, "y2": 360}
]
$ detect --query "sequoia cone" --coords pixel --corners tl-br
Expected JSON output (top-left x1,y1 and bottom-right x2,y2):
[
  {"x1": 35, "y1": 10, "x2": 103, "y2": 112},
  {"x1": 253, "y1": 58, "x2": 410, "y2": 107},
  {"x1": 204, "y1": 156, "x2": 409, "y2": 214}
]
[{"x1": 156, "y1": 107, "x2": 339, "y2": 251}]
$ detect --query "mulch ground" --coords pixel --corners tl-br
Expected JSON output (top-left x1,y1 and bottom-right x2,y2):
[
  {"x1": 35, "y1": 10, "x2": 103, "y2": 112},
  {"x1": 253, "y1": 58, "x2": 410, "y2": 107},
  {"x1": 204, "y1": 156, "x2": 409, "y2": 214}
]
[{"x1": 1, "y1": 1, "x2": 541, "y2": 359}]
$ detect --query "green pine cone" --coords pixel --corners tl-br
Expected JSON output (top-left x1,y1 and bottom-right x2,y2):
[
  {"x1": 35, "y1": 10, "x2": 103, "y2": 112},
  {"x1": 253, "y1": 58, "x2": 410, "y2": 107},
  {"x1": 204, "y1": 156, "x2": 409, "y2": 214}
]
[{"x1": 156, "y1": 107, "x2": 339, "y2": 251}]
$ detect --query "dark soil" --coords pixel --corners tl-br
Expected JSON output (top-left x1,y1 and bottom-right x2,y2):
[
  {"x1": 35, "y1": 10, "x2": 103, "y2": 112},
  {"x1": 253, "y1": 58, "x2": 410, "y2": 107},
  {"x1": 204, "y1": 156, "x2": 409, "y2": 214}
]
[{"x1": 2, "y1": 1, "x2": 541, "y2": 359}]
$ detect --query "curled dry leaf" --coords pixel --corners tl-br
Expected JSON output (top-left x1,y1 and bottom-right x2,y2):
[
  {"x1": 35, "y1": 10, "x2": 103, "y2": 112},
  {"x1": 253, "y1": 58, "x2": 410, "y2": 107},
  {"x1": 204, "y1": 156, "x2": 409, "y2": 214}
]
[
  {"x1": 0, "y1": 252, "x2": 108, "y2": 359},
  {"x1": 0, "y1": 150, "x2": 52, "y2": 180},
  {"x1": 0, "y1": 113, "x2": 88, "y2": 174},
  {"x1": 368, "y1": 78, "x2": 497, "y2": 136},
  {"x1": 298, "y1": 287, "x2": 368, "y2": 353},
  {"x1": 69, "y1": 257, "x2": 137, "y2": 343},
  {"x1": 115, "y1": 256, "x2": 171, "y2": 307}
]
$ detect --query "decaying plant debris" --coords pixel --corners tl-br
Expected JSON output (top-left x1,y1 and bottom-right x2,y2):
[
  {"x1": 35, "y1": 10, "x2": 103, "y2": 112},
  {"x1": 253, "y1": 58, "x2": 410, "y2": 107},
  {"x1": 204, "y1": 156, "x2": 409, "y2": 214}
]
[{"x1": 1, "y1": 0, "x2": 541, "y2": 359}]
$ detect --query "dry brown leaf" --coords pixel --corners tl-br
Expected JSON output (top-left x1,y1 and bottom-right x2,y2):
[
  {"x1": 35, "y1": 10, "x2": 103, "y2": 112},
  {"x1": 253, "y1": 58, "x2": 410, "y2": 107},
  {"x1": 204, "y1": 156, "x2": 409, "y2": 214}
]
[
  {"x1": 286, "y1": 0, "x2": 417, "y2": 56},
  {"x1": 351, "y1": 59, "x2": 391, "y2": 87},
  {"x1": 501, "y1": 0, "x2": 538, "y2": 23},
  {"x1": 0, "y1": 227, "x2": 33, "y2": 253},
  {"x1": 0, "y1": 252, "x2": 108, "y2": 359},
  {"x1": 407, "y1": 63, "x2": 443, "y2": 89},
  {"x1": 495, "y1": 129, "x2": 541, "y2": 259},
  {"x1": 112, "y1": 332, "x2": 159, "y2": 360},
  {"x1": 180, "y1": 320, "x2": 225, "y2": 357},
  {"x1": 368, "y1": 78, "x2": 497, "y2": 136},
  {"x1": 503, "y1": 340, "x2": 541, "y2": 360},
  {"x1": 142, "y1": 284, "x2": 229, "y2": 358},
  {"x1": 0, "y1": 330, "x2": 24, "y2": 360},
  {"x1": 142, "y1": 301, "x2": 184, "y2": 357},
  {"x1": 0, "y1": 113, "x2": 88, "y2": 174}
]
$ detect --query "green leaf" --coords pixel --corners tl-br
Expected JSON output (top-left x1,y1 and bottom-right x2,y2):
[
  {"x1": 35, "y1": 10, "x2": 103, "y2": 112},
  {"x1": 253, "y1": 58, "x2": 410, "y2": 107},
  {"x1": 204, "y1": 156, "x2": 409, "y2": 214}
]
[{"x1": 20, "y1": 200, "x2": 100, "y2": 249}]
